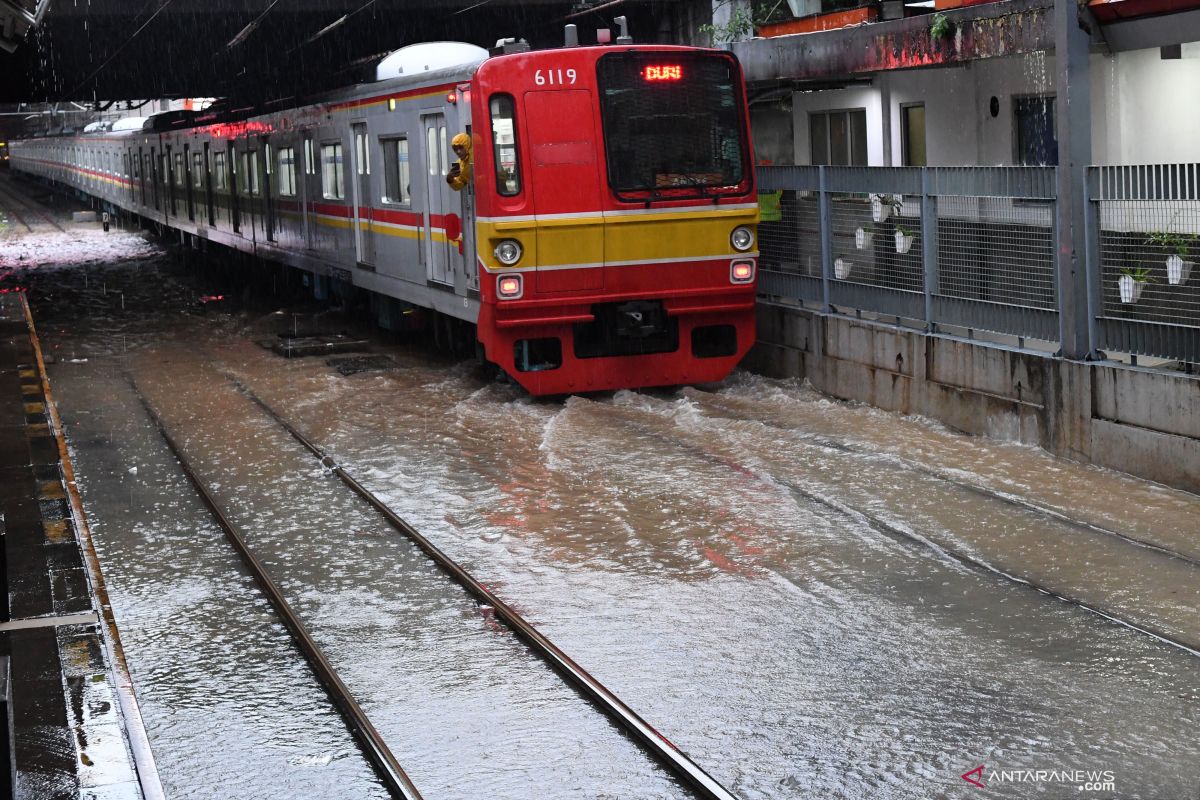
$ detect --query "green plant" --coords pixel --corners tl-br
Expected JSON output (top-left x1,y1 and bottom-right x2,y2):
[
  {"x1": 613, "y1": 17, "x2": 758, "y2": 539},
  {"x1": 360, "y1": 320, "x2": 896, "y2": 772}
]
[
  {"x1": 1120, "y1": 265, "x2": 1155, "y2": 283},
  {"x1": 699, "y1": 0, "x2": 786, "y2": 44},
  {"x1": 930, "y1": 12, "x2": 954, "y2": 40},
  {"x1": 875, "y1": 193, "x2": 903, "y2": 214},
  {"x1": 1146, "y1": 230, "x2": 1195, "y2": 258}
]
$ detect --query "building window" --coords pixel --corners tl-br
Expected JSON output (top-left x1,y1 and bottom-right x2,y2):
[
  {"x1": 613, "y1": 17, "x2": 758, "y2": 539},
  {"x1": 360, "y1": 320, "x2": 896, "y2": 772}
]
[
  {"x1": 902, "y1": 104, "x2": 927, "y2": 167},
  {"x1": 809, "y1": 109, "x2": 867, "y2": 166},
  {"x1": 1015, "y1": 95, "x2": 1057, "y2": 166},
  {"x1": 381, "y1": 137, "x2": 410, "y2": 205},
  {"x1": 277, "y1": 147, "x2": 297, "y2": 196},
  {"x1": 321, "y1": 142, "x2": 345, "y2": 199},
  {"x1": 490, "y1": 94, "x2": 521, "y2": 196}
]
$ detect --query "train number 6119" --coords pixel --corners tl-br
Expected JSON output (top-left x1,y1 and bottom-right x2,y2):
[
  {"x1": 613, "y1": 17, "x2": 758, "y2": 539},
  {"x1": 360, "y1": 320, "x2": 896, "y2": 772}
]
[{"x1": 534, "y1": 68, "x2": 577, "y2": 86}]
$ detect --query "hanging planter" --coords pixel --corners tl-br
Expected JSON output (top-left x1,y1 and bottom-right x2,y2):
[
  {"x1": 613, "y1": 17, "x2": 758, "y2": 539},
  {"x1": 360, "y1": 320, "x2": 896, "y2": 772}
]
[
  {"x1": 834, "y1": 257, "x2": 853, "y2": 280},
  {"x1": 1147, "y1": 229, "x2": 1195, "y2": 286},
  {"x1": 870, "y1": 194, "x2": 901, "y2": 223},
  {"x1": 1118, "y1": 266, "x2": 1153, "y2": 304},
  {"x1": 1167, "y1": 254, "x2": 1193, "y2": 285},
  {"x1": 895, "y1": 229, "x2": 915, "y2": 254},
  {"x1": 855, "y1": 226, "x2": 873, "y2": 250}
]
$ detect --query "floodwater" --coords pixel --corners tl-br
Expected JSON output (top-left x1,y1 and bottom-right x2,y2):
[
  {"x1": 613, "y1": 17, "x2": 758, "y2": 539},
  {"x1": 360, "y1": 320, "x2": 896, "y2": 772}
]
[{"x1": 7, "y1": 195, "x2": 1200, "y2": 799}]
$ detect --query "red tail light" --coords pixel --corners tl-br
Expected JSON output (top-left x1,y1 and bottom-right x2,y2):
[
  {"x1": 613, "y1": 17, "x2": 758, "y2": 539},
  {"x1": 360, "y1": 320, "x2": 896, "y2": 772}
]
[
  {"x1": 730, "y1": 260, "x2": 755, "y2": 284},
  {"x1": 497, "y1": 275, "x2": 523, "y2": 299}
]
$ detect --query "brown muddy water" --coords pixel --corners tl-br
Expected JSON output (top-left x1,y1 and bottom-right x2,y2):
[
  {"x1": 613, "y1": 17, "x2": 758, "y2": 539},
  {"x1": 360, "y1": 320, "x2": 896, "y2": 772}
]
[{"x1": 7, "y1": 220, "x2": 1200, "y2": 800}]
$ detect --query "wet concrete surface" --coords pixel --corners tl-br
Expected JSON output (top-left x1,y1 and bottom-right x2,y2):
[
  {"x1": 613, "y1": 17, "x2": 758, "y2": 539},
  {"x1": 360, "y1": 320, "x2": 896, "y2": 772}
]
[
  {"x1": 4, "y1": 176, "x2": 1200, "y2": 799},
  {"x1": 0, "y1": 288, "x2": 145, "y2": 800}
]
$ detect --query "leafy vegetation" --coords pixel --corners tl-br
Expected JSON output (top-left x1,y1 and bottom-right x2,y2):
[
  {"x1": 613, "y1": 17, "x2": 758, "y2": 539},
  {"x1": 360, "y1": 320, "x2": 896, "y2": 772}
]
[
  {"x1": 1120, "y1": 265, "x2": 1155, "y2": 283},
  {"x1": 930, "y1": 12, "x2": 954, "y2": 40},
  {"x1": 700, "y1": 0, "x2": 786, "y2": 44},
  {"x1": 1146, "y1": 230, "x2": 1195, "y2": 258}
]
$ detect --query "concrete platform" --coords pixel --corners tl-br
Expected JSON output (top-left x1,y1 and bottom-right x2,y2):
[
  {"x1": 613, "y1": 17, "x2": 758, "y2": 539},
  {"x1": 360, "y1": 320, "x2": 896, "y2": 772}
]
[{"x1": 0, "y1": 293, "x2": 161, "y2": 800}]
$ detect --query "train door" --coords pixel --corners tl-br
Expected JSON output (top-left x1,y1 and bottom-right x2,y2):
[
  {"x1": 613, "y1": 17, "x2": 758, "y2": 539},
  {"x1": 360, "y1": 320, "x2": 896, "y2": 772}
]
[
  {"x1": 150, "y1": 147, "x2": 160, "y2": 211},
  {"x1": 522, "y1": 89, "x2": 604, "y2": 292},
  {"x1": 166, "y1": 146, "x2": 177, "y2": 217},
  {"x1": 138, "y1": 147, "x2": 147, "y2": 207},
  {"x1": 351, "y1": 123, "x2": 375, "y2": 267},
  {"x1": 422, "y1": 113, "x2": 454, "y2": 285},
  {"x1": 184, "y1": 144, "x2": 195, "y2": 222},
  {"x1": 242, "y1": 148, "x2": 260, "y2": 242},
  {"x1": 125, "y1": 151, "x2": 135, "y2": 205},
  {"x1": 204, "y1": 142, "x2": 215, "y2": 227},
  {"x1": 229, "y1": 140, "x2": 241, "y2": 234},
  {"x1": 302, "y1": 134, "x2": 314, "y2": 248},
  {"x1": 261, "y1": 138, "x2": 275, "y2": 242}
]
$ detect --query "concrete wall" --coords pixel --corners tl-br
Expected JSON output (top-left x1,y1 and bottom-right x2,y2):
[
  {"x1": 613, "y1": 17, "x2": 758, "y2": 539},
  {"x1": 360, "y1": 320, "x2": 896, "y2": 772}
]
[
  {"x1": 747, "y1": 303, "x2": 1200, "y2": 494},
  {"x1": 784, "y1": 43, "x2": 1200, "y2": 166}
]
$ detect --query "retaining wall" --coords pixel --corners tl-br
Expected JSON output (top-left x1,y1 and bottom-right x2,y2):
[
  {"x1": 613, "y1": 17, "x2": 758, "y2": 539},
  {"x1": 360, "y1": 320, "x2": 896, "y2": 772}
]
[{"x1": 746, "y1": 301, "x2": 1200, "y2": 494}]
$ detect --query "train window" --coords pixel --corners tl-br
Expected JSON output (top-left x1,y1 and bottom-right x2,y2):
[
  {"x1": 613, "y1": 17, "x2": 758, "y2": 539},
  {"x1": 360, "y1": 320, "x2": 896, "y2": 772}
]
[
  {"x1": 380, "y1": 137, "x2": 410, "y2": 205},
  {"x1": 489, "y1": 95, "x2": 521, "y2": 196},
  {"x1": 174, "y1": 152, "x2": 185, "y2": 186},
  {"x1": 439, "y1": 127, "x2": 448, "y2": 176},
  {"x1": 321, "y1": 143, "x2": 344, "y2": 200},
  {"x1": 252, "y1": 151, "x2": 262, "y2": 194},
  {"x1": 264, "y1": 143, "x2": 272, "y2": 175},
  {"x1": 304, "y1": 138, "x2": 316, "y2": 175},
  {"x1": 596, "y1": 52, "x2": 748, "y2": 198},
  {"x1": 277, "y1": 147, "x2": 297, "y2": 196},
  {"x1": 355, "y1": 133, "x2": 370, "y2": 175},
  {"x1": 214, "y1": 151, "x2": 227, "y2": 190},
  {"x1": 426, "y1": 128, "x2": 438, "y2": 177},
  {"x1": 192, "y1": 153, "x2": 204, "y2": 188}
]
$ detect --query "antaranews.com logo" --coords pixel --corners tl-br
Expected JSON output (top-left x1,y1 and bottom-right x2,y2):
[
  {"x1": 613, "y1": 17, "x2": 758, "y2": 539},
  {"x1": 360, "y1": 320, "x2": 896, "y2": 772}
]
[{"x1": 961, "y1": 764, "x2": 1117, "y2": 793}]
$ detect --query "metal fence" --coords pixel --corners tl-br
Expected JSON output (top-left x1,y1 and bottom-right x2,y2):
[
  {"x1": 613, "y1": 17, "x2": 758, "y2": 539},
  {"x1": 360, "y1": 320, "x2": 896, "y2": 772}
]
[
  {"x1": 758, "y1": 164, "x2": 1200, "y2": 364},
  {"x1": 1086, "y1": 163, "x2": 1200, "y2": 363}
]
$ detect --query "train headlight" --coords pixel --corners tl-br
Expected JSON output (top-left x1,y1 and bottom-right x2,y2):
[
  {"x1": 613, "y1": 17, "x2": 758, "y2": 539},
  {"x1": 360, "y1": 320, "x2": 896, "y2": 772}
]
[
  {"x1": 497, "y1": 274, "x2": 524, "y2": 299},
  {"x1": 730, "y1": 259, "x2": 756, "y2": 284},
  {"x1": 731, "y1": 226, "x2": 755, "y2": 252},
  {"x1": 494, "y1": 239, "x2": 523, "y2": 266}
]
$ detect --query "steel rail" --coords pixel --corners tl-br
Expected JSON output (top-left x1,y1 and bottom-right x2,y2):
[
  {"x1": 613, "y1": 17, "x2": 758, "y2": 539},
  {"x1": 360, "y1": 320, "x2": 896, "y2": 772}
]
[
  {"x1": 0, "y1": 183, "x2": 34, "y2": 232},
  {"x1": 602, "y1": 398, "x2": 1200, "y2": 659},
  {"x1": 0, "y1": 177, "x2": 65, "y2": 232},
  {"x1": 230, "y1": 378, "x2": 741, "y2": 800},
  {"x1": 694, "y1": 396, "x2": 1200, "y2": 570},
  {"x1": 128, "y1": 380, "x2": 424, "y2": 800}
]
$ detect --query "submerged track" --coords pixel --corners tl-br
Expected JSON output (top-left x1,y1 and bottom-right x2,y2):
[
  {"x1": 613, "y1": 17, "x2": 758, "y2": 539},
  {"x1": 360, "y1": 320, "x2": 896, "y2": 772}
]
[
  {"x1": 129, "y1": 378, "x2": 425, "y2": 800},
  {"x1": 128, "y1": 371, "x2": 741, "y2": 800}
]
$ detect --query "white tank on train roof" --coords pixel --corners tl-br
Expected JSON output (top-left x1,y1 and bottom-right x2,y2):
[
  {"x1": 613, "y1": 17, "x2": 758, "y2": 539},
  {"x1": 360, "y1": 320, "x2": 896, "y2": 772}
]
[
  {"x1": 110, "y1": 116, "x2": 151, "y2": 132},
  {"x1": 375, "y1": 42, "x2": 489, "y2": 80}
]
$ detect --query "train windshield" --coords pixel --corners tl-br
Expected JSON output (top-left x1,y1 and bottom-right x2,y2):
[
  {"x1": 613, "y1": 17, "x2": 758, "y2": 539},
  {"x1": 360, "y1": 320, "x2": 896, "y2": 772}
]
[{"x1": 597, "y1": 51, "x2": 749, "y2": 200}]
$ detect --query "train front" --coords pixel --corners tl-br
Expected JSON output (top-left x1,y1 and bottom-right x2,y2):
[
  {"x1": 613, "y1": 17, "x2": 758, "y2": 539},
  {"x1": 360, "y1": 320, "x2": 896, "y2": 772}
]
[{"x1": 472, "y1": 45, "x2": 758, "y2": 395}]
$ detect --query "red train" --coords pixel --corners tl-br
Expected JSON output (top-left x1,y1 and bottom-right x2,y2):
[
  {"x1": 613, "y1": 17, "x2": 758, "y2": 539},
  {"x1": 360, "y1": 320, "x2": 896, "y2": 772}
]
[{"x1": 12, "y1": 34, "x2": 759, "y2": 395}]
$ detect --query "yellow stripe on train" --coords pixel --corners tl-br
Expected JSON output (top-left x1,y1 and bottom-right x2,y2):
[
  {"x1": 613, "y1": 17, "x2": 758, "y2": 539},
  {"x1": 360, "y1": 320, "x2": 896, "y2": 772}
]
[{"x1": 474, "y1": 206, "x2": 758, "y2": 272}]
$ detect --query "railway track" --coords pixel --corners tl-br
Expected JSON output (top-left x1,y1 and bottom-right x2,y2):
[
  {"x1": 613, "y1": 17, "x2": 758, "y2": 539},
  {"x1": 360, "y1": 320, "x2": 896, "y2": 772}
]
[
  {"x1": 126, "y1": 374, "x2": 740, "y2": 800},
  {"x1": 586, "y1": 392, "x2": 1200, "y2": 658},
  {"x1": 688, "y1": 390, "x2": 1200, "y2": 569},
  {"x1": 0, "y1": 174, "x2": 67, "y2": 233}
]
